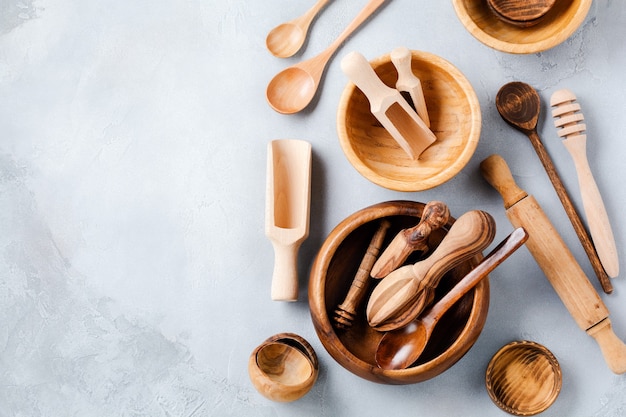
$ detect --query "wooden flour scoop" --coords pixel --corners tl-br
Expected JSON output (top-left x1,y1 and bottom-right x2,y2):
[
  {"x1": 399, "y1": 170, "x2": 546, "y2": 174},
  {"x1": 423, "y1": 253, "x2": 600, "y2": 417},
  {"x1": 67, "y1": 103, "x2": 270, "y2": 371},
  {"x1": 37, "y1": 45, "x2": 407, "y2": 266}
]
[{"x1": 265, "y1": 139, "x2": 312, "y2": 301}]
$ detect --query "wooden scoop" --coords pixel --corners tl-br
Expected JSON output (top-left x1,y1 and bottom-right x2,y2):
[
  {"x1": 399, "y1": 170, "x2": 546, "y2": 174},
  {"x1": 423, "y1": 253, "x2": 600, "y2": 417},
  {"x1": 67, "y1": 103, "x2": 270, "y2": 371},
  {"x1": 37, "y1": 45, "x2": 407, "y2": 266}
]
[
  {"x1": 550, "y1": 89, "x2": 619, "y2": 278},
  {"x1": 371, "y1": 200, "x2": 449, "y2": 279},
  {"x1": 390, "y1": 46, "x2": 430, "y2": 127},
  {"x1": 496, "y1": 81, "x2": 612, "y2": 294},
  {"x1": 375, "y1": 227, "x2": 528, "y2": 370},
  {"x1": 341, "y1": 51, "x2": 436, "y2": 160},
  {"x1": 265, "y1": 139, "x2": 312, "y2": 301},
  {"x1": 366, "y1": 210, "x2": 496, "y2": 332}
]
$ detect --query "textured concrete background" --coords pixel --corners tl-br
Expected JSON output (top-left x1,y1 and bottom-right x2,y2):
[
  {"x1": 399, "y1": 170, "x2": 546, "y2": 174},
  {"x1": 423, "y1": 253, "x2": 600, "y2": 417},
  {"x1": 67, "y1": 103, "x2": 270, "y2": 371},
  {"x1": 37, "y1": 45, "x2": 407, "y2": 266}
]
[{"x1": 1, "y1": 1, "x2": 626, "y2": 416}]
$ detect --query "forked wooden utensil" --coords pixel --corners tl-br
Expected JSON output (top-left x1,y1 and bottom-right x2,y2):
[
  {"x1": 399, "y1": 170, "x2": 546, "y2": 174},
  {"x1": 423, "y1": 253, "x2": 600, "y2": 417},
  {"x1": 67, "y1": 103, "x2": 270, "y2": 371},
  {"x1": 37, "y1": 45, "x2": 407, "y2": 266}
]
[
  {"x1": 366, "y1": 210, "x2": 496, "y2": 332},
  {"x1": 550, "y1": 88, "x2": 619, "y2": 278},
  {"x1": 265, "y1": 139, "x2": 311, "y2": 301},
  {"x1": 481, "y1": 154, "x2": 626, "y2": 374},
  {"x1": 390, "y1": 46, "x2": 430, "y2": 127},
  {"x1": 495, "y1": 81, "x2": 612, "y2": 294},
  {"x1": 341, "y1": 51, "x2": 436, "y2": 160},
  {"x1": 333, "y1": 219, "x2": 391, "y2": 330},
  {"x1": 371, "y1": 201, "x2": 449, "y2": 279},
  {"x1": 266, "y1": 0, "x2": 386, "y2": 114},
  {"x1": 375, "y1": 227, "x2": 528, "y2": 370},
  {"x1": 266, "y1": 0, "x2": 331, "y2": 58}
]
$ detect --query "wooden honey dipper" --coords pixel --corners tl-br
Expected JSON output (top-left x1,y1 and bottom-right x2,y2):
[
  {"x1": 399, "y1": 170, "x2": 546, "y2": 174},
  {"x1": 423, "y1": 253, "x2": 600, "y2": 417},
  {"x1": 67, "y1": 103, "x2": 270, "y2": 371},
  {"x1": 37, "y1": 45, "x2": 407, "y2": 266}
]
[{"x1": 550, "y1": 89, "x2": 619, "y2": 278}]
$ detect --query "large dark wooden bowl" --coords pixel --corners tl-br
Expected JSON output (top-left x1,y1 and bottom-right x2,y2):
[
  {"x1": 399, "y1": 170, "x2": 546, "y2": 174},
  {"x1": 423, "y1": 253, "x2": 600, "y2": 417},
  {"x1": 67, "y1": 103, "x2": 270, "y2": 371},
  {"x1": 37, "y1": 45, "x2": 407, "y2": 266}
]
[{"x1": 308, "y1": 201, "x2": 489, "y2": 384}]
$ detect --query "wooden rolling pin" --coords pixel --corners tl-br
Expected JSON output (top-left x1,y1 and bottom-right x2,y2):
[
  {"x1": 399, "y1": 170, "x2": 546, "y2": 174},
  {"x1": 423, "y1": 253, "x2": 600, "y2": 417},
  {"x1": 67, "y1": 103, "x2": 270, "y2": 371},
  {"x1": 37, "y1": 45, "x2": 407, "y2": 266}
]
[{"x1": 480, "y1": 154, "x2": 626, "y2": 374}]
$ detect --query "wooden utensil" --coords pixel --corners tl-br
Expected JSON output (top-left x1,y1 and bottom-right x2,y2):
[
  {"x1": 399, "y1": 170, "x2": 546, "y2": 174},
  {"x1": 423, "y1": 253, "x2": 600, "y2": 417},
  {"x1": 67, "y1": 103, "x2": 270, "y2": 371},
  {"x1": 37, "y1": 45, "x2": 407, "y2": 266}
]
[
  {"x1": 265, "y1": 139, "x2": 311, "y2": 301},
  {"x1": 371, "y1": 200, "x2": 449, "y2": 279},
  {"x1": 390, "y1": 46, "x2": 430, "y2": 127},
  {"x1": 376, "y1": 227, "x2": 528, "y2": 370},
  {"x1": 496, "y1": 81, "x2": 612, "y2": 294},
  {"x1": 248, "y1": 333, "x2": 318, "y2": 402},
  {"x1": 266, "y1": 0, "x2": 386, "y2": 114},
  {"x1": 480, "y1": 154, "x2": 626, "y2": 374},
  {"x1": 333, "y1": 219, "x2": 391, "y2": 330},
  {"x1": 487, "y1": 0, "x2": 557, "y2": 27},
  {"x1": 266, "y1": 0, "x2": 331, "y2": 58},
  {"x1": 341, "y1": 51, "x2": 436, "y2": 160},
  {"x1": 366, "y1": 210, "x2": 496, "y2": 332},
  {"x1": 550, "y1": 89, "x2": 619, "y2": 278}
]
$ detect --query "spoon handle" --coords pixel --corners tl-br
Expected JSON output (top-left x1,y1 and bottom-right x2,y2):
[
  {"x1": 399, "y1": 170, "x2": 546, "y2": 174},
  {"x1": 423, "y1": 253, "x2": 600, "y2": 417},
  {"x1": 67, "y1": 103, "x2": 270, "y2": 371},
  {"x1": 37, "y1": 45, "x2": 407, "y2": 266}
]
[
  {"x1": 422, "y1": 227, "x2": 528, "y2": 326},
  {"x1": 293, "y1": 0, "x2": 332, "y2": 28}
]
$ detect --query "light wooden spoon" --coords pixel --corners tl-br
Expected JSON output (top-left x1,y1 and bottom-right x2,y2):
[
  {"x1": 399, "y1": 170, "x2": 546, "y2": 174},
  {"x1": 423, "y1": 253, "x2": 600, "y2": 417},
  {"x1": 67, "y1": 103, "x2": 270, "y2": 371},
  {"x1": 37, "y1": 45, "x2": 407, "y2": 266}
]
[
  {"x1": 265, "y1": 139, "x2": 311, "y2": 301},
  {"x1": 375, "y1": 227, "x2": 528, "y2": 370},
  {"x1": 266, "y1": 0, "x2": 331, "y2": 58},
  {"x1": 266, "y1": 0, "x2": 386, "y2": 114}
]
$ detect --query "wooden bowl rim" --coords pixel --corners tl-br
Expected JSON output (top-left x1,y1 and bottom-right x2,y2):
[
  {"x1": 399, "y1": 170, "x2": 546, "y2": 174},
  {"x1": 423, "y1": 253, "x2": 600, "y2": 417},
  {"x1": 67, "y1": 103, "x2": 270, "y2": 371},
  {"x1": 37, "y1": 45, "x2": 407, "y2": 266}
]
[
  {"x1": 452, "y1": 0, "x2": 592, "y2": 54},
  {"x1": 309, "y1": 201, "x2": 490, "y2": 384},
  {"x1": 336, "y1": 50, "x2": 481, "y2": 192},
  {"x1": 485, "y1": 340, "x2": 562, "y2": 415}
]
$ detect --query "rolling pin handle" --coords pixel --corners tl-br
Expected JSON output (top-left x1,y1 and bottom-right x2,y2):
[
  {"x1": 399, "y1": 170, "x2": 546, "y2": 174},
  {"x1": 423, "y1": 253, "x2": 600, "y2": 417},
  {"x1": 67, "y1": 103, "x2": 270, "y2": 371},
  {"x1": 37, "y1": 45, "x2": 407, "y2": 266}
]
[
  {"x1": 587, "y1": 318, "x2": 626, "y2": 374},
  {"x1": 480, "y1": 154, "x2": 528, "y2": 209}
]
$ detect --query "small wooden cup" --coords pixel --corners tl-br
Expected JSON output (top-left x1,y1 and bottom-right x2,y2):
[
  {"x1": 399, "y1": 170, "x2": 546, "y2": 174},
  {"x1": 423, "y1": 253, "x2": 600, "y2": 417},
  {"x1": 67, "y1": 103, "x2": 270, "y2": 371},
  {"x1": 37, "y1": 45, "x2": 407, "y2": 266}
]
[
  {"x1": 248, "y1": 333, "x2": 319, "y2": 402},
  {"x1": 486, "y1": 340, "x2": 562, "y2": 415},
  {"x1": 308, "y1": 201, "x2": 489, "y2": 384},
  {"x1": 337, "y1": 50, "x2": 481, "y2": 192},
  {"x1": 452, "y1": 0, "x2": 592, "y2": 54}
]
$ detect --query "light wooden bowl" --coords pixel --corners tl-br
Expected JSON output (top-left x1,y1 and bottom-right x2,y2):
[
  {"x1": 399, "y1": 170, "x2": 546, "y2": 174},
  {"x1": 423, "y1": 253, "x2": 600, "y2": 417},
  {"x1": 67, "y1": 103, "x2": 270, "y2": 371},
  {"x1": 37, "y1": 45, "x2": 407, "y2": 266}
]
[
  {"x1": 486, "y1": 340, "x2": 562, "y2": 415},
  {"x1": 337, "y1": 51, "x2": 481, "y2": 192},
  {"x1": 452, "y1": 0, "x2": 592, "y2": 54},
  {"x1": 308, "y1": 201, "x2": 489, "y2": 384}
]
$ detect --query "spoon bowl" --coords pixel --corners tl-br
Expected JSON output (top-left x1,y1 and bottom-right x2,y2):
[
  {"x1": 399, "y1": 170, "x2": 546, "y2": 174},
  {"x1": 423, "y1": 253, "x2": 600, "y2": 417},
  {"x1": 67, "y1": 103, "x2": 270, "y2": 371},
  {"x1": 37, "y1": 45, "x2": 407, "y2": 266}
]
[
  {"x1": 496, "y1": 81, "x2": 540, "y2": 133},
  {"x1": 375, "y1": 228, "x2": 529, "y2": 370}
]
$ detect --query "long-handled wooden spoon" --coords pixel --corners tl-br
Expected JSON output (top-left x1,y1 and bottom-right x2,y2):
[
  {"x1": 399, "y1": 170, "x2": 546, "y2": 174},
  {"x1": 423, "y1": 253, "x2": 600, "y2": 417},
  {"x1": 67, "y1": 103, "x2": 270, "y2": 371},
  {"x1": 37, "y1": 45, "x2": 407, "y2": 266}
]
[
  {"x1": 266, "y1": 0, "x2": 331, "y2": 58},
  {"x1": 375, "y1": 227, "x2": 528, "y2": 370},
  {"x1": 266, "y1": 0, "x2": 386, "y2": 114},
  {"x1": 366, "y1": 210, "x2": 496, "y2": 332},
  {"x1": 550, "y1": 89, "x2": 619, "y2": 278},
  {"x1": 371, "y1": 201, "x2": 449, "y2": 279},
  {"x1": 265, "y1": 139, "x2": 312, "y2": 301},
  {"x1": 495, "y1": 81, "x2": 612, "y2": 294}
]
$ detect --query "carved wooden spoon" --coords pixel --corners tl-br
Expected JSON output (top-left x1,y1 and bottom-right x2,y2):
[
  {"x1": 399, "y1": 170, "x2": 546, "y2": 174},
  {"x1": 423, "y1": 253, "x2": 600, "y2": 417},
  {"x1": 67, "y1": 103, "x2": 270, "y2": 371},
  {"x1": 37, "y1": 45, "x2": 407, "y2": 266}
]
[
  {"x1": 266, "y1": 0, "x2": 331, "y2": 58},
  {"x1": 366, "y1": 210, "x2": 496, "y2": 332},
  {"x1": 375, "y1": 227, "x2": 529, "y2": 370}
]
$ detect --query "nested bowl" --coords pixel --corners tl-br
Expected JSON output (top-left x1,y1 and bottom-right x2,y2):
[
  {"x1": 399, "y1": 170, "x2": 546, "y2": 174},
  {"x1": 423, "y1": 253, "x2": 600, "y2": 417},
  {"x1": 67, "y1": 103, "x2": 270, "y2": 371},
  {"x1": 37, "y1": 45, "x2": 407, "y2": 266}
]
[
  {"x1": 336, "y1": 50, "x2": 481, "y2": 192},
  {"x1": 308, "y1": 201, "x2": 489, "y2": 384},
  {"x1": 452, "y1": 0, "x2": 592, "y2": 54}
]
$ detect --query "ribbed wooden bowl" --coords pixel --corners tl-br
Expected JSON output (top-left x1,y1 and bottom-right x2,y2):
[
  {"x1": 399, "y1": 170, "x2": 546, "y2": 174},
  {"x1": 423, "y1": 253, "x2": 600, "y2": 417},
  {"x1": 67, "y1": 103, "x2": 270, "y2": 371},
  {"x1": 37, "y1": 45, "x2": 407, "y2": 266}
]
[
  {"x1": 337, "y1": 50, "x2": 481, "y2": 192},
  {"x1": 308, "y1": 201, "x2": 489, "y2": 384},
  {"x1": 452, "y1": 0, "x2": 592, "y2": 54},
  {"x1": 486, "y1": 340, "x2": 562, "y2": 415}
]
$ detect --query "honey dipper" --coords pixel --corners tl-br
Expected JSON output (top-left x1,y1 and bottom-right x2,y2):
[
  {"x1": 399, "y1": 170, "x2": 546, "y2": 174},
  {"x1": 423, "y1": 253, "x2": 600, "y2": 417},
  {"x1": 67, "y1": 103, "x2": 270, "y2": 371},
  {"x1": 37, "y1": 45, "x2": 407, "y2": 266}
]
[{"x1": 550, "y1": 89, "x2": 619, "y2": 278}]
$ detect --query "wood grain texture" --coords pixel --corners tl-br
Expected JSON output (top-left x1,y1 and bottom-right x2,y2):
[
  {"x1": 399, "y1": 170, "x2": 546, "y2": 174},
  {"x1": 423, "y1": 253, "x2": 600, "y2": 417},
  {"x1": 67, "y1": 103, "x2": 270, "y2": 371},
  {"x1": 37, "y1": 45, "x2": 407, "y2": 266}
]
[
  {"x1": 487, "y1": 0, "x2": 556, "y2": 27},
  {"x1": 452, "y1": 0, "x2": 592, "y2": 54}
]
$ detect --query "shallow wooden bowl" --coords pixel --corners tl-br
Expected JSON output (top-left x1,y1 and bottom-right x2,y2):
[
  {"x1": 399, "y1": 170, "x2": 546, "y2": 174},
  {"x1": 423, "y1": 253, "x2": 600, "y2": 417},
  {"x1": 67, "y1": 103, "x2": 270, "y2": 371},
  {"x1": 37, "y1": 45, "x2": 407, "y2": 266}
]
[
  {"x1": 308, "y1": 201, "x2": 489, "y2": 384},
  {"x1": 486, "y1": 340, "x2": 562, "y2": 415},
  {"x1": 337, "y1": 50, "x2": 481, "y2": 192},
  {"x1": 452, "y1": 0, "x2": 592, "y2": 54}
]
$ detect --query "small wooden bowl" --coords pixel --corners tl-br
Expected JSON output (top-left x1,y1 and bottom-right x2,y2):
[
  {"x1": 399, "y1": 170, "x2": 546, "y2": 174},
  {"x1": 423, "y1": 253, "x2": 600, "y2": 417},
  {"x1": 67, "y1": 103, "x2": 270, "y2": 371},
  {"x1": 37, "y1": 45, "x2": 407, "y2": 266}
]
[
  {"x1": 248, "y1": 333, "x2": 319, "y2": 402},
  {"x1": 486, "y1": 341, "x2": 562, "y2": 415},
  {"x1": 308, "y1": 201, "x2": 489, "y2": 384},
  {"x1": 337, "y1": 50, "x2": 481, "y2": 192},
  {"x1": 452, "y1": 0, "x2": 592, "y2": 54}
]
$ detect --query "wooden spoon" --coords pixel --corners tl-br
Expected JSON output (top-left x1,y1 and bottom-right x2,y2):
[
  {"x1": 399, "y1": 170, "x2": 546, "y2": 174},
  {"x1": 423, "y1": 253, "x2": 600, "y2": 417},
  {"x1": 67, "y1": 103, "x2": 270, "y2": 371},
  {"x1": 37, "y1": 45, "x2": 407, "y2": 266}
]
[
  {"x1": 266, "y1": 0, "x2": 331, "y2": 58},
  {"x1": 266, "y1": 0, "x2": 386, "y2": 114},
  {"x1": 366, "y1": 210, "x2": 496, "y2": 332},
  {"x1": 495, "y1": 81, "x2": 612, "y2": 294},
  {"x1": 487, "y1": 0, "x2": 556, "y2": 27},
  {"x1": 265, "y1": 139, "x2": 311, "y2": 301},
  {"x1": 371, "y1": 200, "x2": 449, "y2": 279},
  {"x1": 375, "y1": 227, "x2": 529, "y2": 370}
]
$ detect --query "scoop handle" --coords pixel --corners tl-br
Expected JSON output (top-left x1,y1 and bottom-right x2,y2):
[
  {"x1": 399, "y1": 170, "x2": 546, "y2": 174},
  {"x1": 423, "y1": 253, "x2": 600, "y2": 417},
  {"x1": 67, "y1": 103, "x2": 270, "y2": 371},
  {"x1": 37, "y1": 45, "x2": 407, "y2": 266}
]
[
  {"x1": 270, "y1": 241, "x2": 301, "y2": 301},
  {"x1": 390, "y1": 46, "x2": 430, "y2": 127},
  {"x1": 341, "y1": 51, "x2": 396, "y2": 114}
]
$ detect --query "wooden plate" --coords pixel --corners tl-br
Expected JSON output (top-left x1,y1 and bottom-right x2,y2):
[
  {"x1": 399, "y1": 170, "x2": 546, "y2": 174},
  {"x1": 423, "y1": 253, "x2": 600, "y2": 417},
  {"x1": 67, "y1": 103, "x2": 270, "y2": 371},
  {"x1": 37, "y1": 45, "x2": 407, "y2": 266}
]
[
  {"x1": 485, "y1": 340, "x2": 562, "y2": 415},
  {"x1": 337, "y1": 50, "x2": 481, "y2": 192},
  {"x1": 452, "y1": 0, "x2": 592, "y2": 54}
]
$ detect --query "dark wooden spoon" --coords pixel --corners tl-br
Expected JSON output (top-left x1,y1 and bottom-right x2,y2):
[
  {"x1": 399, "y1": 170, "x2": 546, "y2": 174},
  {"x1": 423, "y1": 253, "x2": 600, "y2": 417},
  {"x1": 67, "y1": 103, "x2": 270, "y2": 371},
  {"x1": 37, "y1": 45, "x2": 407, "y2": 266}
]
[
  {"x1": 495, "y1": 81, "x2": 612, "y2": 294},
  {"x1": 375, "y1": 227, "x2": 529, "y2": 370}
]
